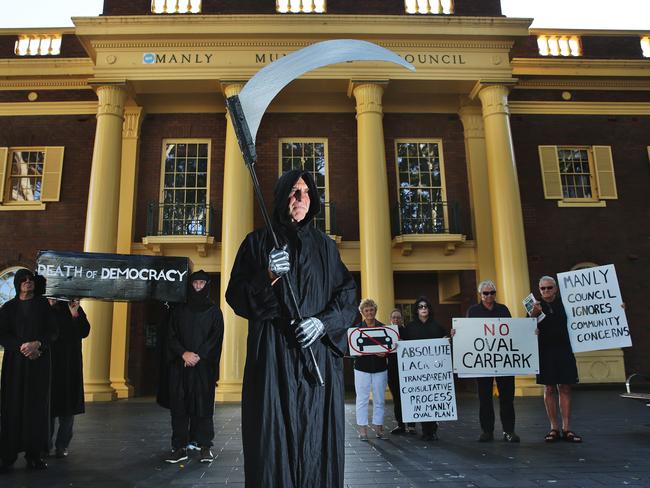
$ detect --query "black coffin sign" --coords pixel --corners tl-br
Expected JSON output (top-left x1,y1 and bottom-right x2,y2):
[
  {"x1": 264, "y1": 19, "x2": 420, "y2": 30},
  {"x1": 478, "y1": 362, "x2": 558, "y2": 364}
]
[{"x1": 36, "y1": 250, "x2": 189, "y2": 303}]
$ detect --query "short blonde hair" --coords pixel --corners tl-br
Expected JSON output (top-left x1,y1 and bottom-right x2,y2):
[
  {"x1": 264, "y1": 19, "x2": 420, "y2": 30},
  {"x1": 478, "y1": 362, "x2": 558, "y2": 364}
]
[{"x1": 358, "y1": 298, "x2": 378, "y2": 313}]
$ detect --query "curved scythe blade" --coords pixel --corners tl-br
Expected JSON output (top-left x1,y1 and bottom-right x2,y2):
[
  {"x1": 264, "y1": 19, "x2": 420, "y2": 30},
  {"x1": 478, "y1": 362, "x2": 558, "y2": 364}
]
[{"x1": 238, "y1": 39, "x2": 415, "y2": 144}]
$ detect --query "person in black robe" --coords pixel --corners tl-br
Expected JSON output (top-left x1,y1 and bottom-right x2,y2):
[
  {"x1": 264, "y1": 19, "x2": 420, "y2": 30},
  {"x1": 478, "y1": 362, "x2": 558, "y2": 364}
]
[
  {"x1": 402, "y1": 296, "x2": 447, "y2": 441},
  {"x1": 48, "y1": 298, "x2": 90, "y2": 458},
  {"x1": 386, "y1": 308, "x2": 416, "y2": 435},
  {"x1": 0, "y1": 269, "x2": 58, "y2": 471},
  {"x1": 163, "y1": 270, "x2": 224, "y2": 464},
  {"x1": 531, "y1": 275, "x2": 581, "y2": 443},
  {"x1": 226, "y1": 169, "x2": 357, "y2": 488}
]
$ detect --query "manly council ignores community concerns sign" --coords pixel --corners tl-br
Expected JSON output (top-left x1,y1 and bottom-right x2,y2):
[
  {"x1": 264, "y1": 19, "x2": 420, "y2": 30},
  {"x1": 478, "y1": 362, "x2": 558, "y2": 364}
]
[
  {"x1": 452, "y1": 318, "x2": 539, "y2": 376},
  {"x1": 557, "y1": 264, "x2": 631, "y2": 353},
  {"x1": 36, "y1": 250, "x2": 189, "y2": 302},
  {"x1": 397, "y1": 338, "x2": 457, "y2": 423}
]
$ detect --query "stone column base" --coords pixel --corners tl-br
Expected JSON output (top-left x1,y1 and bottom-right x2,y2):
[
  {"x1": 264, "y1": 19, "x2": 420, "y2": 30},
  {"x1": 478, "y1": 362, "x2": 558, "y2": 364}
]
[{"x1": 215, "y1": 380, "x2": 243, "y2": 402}]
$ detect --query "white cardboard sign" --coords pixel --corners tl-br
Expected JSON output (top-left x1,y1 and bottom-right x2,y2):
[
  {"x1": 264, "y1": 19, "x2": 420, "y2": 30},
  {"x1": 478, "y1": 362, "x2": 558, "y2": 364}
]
[
  {"x1": 397, "y1": 338, "x2": 457, "y2": 423},
  {"x1": 557, "y1": 264, "x2": 631, "y2": 353},
  {"x1": 347, "y1": 325, "x2": 400, "y2": 356},
  {"x1": 452, "y1": 318, "x2": 539, "y2": 376}
]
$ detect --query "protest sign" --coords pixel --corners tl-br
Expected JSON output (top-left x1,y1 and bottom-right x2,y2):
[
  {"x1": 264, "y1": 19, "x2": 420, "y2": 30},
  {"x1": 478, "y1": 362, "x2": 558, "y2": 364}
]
[
  {"x1": 398, "y1": 338, "x2": 457, "y2": 423},
  {"x1": 523, "y1": 293, "x2": 545, "y2": 323},
  {"x1": 36, "y1": 250, "x2": 189, "y2": 302},
  {"x1": 347, "y1": 325, "x2": 400, "y2": 356},
  {"x1": 557, "y1": 264, "x2": 631, "y2": 353},
  {"x1": 452, "y1": 318, "x2": 539, "y2": 376}
]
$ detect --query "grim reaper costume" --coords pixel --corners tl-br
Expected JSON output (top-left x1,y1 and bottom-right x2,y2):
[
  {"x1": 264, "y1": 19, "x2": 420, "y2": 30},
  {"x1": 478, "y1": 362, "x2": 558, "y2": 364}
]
[
  {"x1": 0, "y1": 269, "x2": 58, "y2": 469},
  {"x1": 226, "y1": 170, "x2": 357, "y2": 488},
  {"x1": 166, "y1": 270, "x2": 224, "y2": 452}
]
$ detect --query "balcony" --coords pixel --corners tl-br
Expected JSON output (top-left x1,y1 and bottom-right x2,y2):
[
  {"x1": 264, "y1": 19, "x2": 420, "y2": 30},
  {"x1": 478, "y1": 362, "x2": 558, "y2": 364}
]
[
  {"x1": 14, "y1": 34, "x2": 62, "y2": 56},
  {"x1": 391, "y1": 201, "x2": 466, "y2": 256},
  {"x1": 151, "y1": 0, "x2": 201, "y2": 14},
  {"x1": 276, "y1": 0, "x2": 326, "y2": 13},
  {"x1": 537, "y1": 35, "x2": 582, "y2": 57},
  {"x1": 405, "y1": 0, "x2": 454, "y2": 15},
  {"x1": 142, "y1": 202, "x2": 215, "y2": 256}
]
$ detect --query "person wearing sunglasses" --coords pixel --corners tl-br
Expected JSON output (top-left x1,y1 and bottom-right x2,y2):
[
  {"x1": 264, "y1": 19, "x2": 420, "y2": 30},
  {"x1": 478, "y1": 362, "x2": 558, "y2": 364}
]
[
  {"x1": 0, "y1": 269, "x2": 58, "y2": 471},
  {"x1": 530, "y1": 276, "x2": 581, "y2": 444},
  {"x1": 465, "y1": 280, "x2": 519, "y2": 443},
  {"x1": 402, "y1": 296, "x2": 447, "y2": 441}
]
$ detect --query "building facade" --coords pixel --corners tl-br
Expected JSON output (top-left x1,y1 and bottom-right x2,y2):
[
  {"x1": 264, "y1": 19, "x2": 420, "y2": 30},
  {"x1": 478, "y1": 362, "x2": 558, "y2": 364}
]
[{"x1": 0, "y1": 0, "x2": 648, "y2": 400}]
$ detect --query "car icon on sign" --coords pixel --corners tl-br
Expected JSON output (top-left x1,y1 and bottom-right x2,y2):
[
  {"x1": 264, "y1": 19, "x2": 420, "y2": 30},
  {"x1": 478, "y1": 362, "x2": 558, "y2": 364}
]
[{"x1": 356, "y1": 328, "x2": 393, "y2": 352}]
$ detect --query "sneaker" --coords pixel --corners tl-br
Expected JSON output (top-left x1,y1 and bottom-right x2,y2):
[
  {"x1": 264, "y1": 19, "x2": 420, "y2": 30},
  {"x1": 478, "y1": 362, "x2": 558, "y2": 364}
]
[
  {"x1": 478, "y1": 431, "x2": 494, "y2": 442},
  {"x1": 55, "y1": 448, "x2": 68, "y2": 459},
  {"x1": 391, "y1": 425, "x2": 406, "y2": 435},
  {"x1": 503, "y1": 431, "x2": 520, "y2": 443},
  {"x1": 165, "y1": 448, "x2": 188, "y2": 464},
  {"x1": 187, "y1": 441, "x2": 200, "y2": 451},
  {"x1": 200, "y1": 447, "x2": 214, "y2": 463}
]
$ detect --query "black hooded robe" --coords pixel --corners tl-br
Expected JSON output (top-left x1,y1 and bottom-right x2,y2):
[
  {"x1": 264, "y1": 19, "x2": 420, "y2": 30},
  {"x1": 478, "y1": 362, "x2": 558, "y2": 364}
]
[
  {"x1": 226, "y1": 170, "x2": 358, "y2": 488},
  {"x1": 50, "y1": 303, "x2": 90, "y2": 418},
  {"x1": 0, "y1": 271, "x2": 58, "y2": 464},
  {"x1": 166, "y1": 274, "x2": 224, "y2": 420}
]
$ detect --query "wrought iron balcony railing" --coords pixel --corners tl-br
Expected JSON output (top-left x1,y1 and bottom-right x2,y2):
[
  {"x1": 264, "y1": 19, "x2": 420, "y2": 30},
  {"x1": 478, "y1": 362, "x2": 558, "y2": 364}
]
[
  {"x1": 146, "y1": 202, "x2": 215, "y2": 237},
  {"x1": 392, "y1": 201, "x2": 461, "y2": 236}
]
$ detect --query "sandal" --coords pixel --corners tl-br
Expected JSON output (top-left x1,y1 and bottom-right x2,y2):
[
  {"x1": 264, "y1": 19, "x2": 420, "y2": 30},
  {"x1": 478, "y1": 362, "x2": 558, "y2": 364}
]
[
  {"x1": 562, "y1": 430, "x2": 582, "y2": 443},
  {"x1": 544, "y1": 429, "x2": 561, "y2": 442}
]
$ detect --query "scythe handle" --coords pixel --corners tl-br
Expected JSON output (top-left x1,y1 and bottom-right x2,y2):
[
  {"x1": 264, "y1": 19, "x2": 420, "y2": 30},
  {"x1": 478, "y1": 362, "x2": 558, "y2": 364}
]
[{"x1": 226, "y1": 95, "x2": 324, "y2": 387}]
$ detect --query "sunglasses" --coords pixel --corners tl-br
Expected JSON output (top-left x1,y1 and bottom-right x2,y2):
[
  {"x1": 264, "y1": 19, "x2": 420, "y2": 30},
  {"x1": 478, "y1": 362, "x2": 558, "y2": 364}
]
[
  {"x1": 481, "y1": 290, "x2": 496, "y2": 296},
  {"x1": 417, "y1": 304, "x2": 428, "y2": 309},
  {"x1": 540, "y1": 286, "x2": 554, "y2": 291}
]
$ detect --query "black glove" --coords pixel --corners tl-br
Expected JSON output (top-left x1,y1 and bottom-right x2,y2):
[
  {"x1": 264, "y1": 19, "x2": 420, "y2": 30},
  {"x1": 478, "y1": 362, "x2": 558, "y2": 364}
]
[
  {"x1": 295, "y1": 317, "x2": 325, "y2": 348},
  {"x1": 268, "y1": 246, "x2": 290, "y2": 277}
]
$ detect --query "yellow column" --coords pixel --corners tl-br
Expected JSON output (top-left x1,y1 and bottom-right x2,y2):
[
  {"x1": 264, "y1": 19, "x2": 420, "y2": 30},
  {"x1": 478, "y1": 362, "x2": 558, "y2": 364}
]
[
  {"x1": 475, "y1": 83, "x2": 539, "y2": 397},
  {"x1": 82, "y1": 84, "x2": 127, "y2": 402},
  {"x1": 351, "y1": 81, "x2": 394, "y2": 323},
  {"x1": 110, "y1": 106, "x2": 144, "y2": 399},
  {"x1": 474, "y1": 83, "x2": 530, "y2": 315},
  {"x1": 458, "y1": 103, "x2": 497, "y2": 285},
  {"x1": 216, "y1": 82, "x2": 253, "y2": 402}
]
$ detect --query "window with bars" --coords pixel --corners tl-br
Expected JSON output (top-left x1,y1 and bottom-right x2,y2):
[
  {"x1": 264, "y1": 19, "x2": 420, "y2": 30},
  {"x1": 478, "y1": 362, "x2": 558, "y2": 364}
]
[
  {"x1": 538, "y1": 145, "x2": 618, "y2": 204},
  {"x1": 395, "y1": 140, "x2": 448, "y2": 234},
  {"x1": 279, "y1": 139, "x2": 329, "y2": 233},
  {"x1": 160, "y1": 140, "x2": 210, "y2": 235}
]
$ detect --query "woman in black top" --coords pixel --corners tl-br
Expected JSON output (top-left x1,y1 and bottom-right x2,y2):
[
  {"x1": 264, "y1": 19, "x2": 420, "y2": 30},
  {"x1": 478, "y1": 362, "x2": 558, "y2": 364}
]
[
  {"x1": 352, "y1": 298, "x2": 388, "y2": 440},
  {"x1": 402, "y1": 296, "x2": 446, "y2": 441},
  {"x1": 531, "y1": 276, "x2": 581, "y2": 443}
]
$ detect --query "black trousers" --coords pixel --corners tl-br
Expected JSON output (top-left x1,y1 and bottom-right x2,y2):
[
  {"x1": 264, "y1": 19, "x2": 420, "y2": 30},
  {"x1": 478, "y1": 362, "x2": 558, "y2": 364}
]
[
  {"x1": 476, "y1": 376, "x2": 515, "y2": 433},
  {"x1": 171, "y1": 413, "x2": 214, "y2": 450},
  {"x1": 387, "y1": 356, "x2": 414, "y2": 429},
  {"x1": 421, "y1": 421, "x2": 438, "y2": 435},
  {"x1": 50, "y1": 415, "x2": 75, "y2": 450}
]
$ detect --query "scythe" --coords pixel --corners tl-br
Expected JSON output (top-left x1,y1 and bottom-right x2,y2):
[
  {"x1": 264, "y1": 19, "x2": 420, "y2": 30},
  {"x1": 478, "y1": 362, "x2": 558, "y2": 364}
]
[{"x1": 225, "y1": 39, "x2": 415, "y2": 386}]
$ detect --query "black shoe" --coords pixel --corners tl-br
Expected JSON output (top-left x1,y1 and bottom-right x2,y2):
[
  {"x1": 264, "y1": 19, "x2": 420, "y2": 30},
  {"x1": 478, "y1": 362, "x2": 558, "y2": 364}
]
[
  {"x1": 391, "y1": 426, "x2": 406, "y2": 435},
  {"x1": 200, "y1": 447, "x2": 214, "y2": 463},
  {"x1": 55, "y1": 448, "x2": 68, "y2": 458},
  {"x1": 165, "y1": 448, "x2": 188, "y2": 464},
  {"x1": 478, "y1": 431, "x2": 494, "y2": 442},
  {"x1": 25, "y1": 457, "x2": 47, "y2": 470},
  {"x1": 503, "y1": 431, "x2": 520, "y2": 443}
]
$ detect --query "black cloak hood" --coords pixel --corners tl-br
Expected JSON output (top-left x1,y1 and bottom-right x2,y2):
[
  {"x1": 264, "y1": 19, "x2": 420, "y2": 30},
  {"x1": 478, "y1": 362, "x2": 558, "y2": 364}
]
[
  {"x1": 13, "y1": 268, "x2": 35, "y2": 296},
  {"x1": 187, "y1": 269, "x2": 212, "y2": 312},
  {"x1": 272, "y1": 170, "x2": 321, "y2": 231}
]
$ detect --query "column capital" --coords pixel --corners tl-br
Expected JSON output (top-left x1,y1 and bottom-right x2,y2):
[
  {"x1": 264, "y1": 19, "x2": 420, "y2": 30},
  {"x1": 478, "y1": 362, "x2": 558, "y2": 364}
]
[
  {"x1": 458, "y1": 102, "x2": 484, "y2": 139},
  {"x1": 470, "y1": 80, "x2": 517, "y2": 118},
  {"x1": 220, "y1": 80, "x2": 246, "y2": 98},
  {"x1": 122, "y1": 106, "x2": 144, "y2": 140},
  {"x1": 349, "y1": 80, "x2": 388, "y2": 117},
  {"x1": 94, "y1": 84, "x2": 128, "y2": 118}
]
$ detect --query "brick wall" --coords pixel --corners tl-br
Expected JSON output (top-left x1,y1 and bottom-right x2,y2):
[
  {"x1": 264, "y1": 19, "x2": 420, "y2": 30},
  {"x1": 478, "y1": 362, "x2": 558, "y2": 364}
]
[
  {"x1": 511, "y1": 114, "x2": 650, "y2": 374},
  {"x1": 0, "y1": 114, "x2": 97, "y2": 270},
  {"x1": 102, "y1": 0, "x2": 502, "y2": 16}
]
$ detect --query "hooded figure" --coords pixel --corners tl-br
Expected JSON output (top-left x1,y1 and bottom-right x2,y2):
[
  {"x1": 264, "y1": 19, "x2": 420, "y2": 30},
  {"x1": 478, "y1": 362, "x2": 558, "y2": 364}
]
[
  {"x1": 0, "y1": 269, "x2": 58, "y2": 470},
  {"x1": 164, "y1": 270, "x2": 224, "y2": 464},
  {"x1": 226, "y1": 170, "x2": 358, "y2": 488}
]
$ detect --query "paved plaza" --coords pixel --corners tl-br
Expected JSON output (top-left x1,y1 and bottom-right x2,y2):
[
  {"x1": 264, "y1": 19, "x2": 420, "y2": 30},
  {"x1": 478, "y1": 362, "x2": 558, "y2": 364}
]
[{"x1": 1, "y1": 389, "x2": 649, "y2": 487}]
